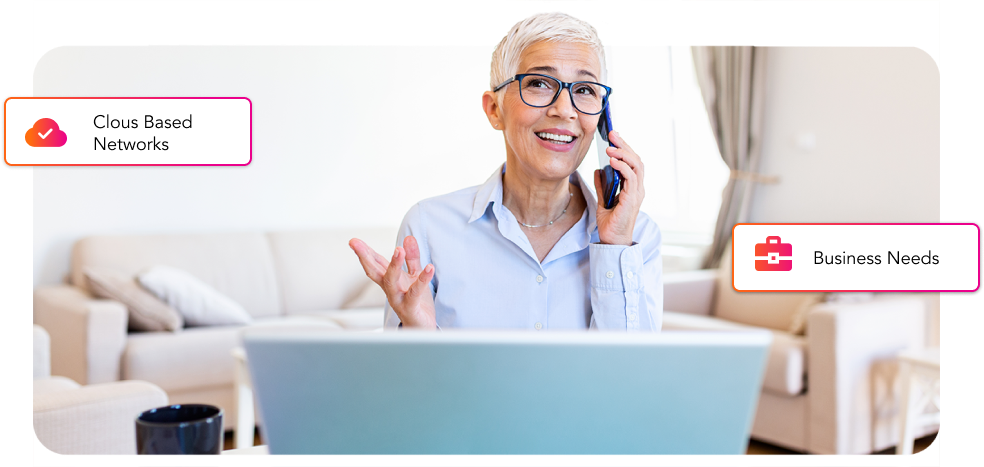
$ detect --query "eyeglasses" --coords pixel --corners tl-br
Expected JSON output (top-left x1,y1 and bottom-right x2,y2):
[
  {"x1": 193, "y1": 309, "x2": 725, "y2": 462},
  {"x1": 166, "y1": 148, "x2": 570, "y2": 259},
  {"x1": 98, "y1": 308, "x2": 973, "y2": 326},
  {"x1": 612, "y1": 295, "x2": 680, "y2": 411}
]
[{"x1": 493, "y1": 73, "x2": 612, "y2": 115}]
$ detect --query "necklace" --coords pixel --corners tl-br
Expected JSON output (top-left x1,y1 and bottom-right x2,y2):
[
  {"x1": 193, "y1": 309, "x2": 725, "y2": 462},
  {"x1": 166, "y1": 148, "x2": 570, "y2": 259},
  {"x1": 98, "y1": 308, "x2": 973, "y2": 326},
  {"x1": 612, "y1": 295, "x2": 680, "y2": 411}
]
[{"x1": 517, "y1": 187, "x2": 574, "y2": 228}]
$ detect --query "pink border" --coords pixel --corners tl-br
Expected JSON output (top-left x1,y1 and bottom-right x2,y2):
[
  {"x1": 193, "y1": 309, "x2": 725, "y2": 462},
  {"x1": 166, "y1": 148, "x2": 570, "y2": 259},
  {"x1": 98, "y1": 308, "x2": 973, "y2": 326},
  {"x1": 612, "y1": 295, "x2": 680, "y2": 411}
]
[
  {"x1": 731, "y1": 223, "x2": 980, "y2": 292},
  {"x1": 4, "y1": 97, "x2": 252, "y2": 166}
]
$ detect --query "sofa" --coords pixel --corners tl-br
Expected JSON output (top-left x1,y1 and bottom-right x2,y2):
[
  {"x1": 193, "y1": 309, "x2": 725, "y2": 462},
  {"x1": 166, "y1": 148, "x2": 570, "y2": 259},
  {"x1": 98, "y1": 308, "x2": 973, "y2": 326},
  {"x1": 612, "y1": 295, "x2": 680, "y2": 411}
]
[
  {"x1": 661, "y1": 244, "x2": 932, "y2": 454},
  {"x1": 34, "y1": 325, "x2": 168, "y2": 454},
  {"x1": 33, "y1": 228, "x2": 397, "y2": 430}
]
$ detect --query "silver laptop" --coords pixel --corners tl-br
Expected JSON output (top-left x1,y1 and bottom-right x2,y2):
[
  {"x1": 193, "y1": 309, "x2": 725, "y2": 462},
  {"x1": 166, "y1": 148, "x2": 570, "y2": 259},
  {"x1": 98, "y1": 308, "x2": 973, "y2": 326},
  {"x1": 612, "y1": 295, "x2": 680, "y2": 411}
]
[{"x1": 243, "y1": 329, "x2": 771, "y2": 454}]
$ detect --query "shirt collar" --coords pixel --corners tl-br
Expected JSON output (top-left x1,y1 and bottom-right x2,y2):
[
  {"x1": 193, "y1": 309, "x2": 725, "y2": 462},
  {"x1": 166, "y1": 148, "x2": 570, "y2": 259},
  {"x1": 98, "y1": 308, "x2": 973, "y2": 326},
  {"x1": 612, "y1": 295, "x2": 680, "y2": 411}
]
[{"x1": 468, "y1": 163, "x2": 599, "y2": 235}]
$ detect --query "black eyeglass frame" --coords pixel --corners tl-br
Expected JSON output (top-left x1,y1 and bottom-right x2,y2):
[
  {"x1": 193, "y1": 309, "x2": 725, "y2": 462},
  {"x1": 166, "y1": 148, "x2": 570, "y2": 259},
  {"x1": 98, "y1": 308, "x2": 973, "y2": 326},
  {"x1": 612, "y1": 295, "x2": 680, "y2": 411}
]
[{"x1": 492, "y1": 73, "x2": 612, "y2": 116}]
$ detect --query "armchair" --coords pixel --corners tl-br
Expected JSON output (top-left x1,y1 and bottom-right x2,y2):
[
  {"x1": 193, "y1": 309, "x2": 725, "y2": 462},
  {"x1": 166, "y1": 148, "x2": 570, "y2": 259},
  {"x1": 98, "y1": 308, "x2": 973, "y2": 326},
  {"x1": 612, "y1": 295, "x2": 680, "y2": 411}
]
[
  {"x1": 662, "y1": 246, "x2": 930, "y2": 454},
  {"x1": 33, "y1": 325, "x2": 168, "y2": 454}
]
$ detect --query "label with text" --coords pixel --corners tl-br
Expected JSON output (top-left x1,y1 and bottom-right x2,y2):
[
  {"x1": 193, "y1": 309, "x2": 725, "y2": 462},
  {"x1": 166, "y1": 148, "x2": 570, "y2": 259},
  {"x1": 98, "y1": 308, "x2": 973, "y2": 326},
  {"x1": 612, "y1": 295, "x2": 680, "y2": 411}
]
[
  {"x1": 4, "y1": 97, "x2": 250, "y2": 166},
  {"x1": 732, "y1": 223, "x2": 979, "y2": 292}
]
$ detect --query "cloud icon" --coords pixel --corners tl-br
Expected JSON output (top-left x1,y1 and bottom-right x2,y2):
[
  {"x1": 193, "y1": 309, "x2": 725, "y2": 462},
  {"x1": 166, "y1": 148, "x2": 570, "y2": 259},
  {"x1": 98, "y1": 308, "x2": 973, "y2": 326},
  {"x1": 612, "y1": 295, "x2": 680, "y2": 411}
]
[{"x1": 25, "y1": 118, "x2": 67, "y2": 147}]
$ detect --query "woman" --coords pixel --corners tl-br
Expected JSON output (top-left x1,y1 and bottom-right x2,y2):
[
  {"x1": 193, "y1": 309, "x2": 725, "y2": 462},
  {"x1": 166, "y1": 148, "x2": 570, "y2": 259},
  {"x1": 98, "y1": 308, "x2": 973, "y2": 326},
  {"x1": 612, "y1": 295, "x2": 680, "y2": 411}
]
[{"x1": 349, "y1": 12, "x2": 662, "y2": 330}]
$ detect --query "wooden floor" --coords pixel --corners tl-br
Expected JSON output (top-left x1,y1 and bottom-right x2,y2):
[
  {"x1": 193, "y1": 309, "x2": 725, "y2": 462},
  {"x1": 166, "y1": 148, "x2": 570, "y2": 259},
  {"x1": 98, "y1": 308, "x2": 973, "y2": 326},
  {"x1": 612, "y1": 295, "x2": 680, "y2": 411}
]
[
  {"x1": 226, "y1": 430, "x2": 938, "y2": 455},
  {"x1": 746, "y1": 433, "x2": 938, "y2": 455}
]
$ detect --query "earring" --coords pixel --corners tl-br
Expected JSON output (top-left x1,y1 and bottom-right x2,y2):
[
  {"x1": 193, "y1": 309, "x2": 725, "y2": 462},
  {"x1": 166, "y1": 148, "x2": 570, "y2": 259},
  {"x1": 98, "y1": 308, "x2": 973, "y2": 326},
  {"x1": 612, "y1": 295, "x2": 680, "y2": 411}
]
[{"x1": 494, "y1": 124, "x2": 498, "y2": 128}]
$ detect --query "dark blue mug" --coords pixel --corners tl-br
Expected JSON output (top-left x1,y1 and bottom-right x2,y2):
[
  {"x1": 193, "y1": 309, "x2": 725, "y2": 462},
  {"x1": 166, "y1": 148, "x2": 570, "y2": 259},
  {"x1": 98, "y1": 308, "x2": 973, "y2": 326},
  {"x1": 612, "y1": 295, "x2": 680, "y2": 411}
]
[{"x1": 136, "y1": 404, "x2": 224, "y2": 454}]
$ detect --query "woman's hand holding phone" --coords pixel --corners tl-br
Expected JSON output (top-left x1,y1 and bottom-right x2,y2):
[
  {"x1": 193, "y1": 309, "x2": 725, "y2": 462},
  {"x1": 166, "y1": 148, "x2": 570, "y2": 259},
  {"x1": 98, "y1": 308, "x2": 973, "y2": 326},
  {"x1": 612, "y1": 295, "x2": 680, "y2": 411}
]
[
  {"x1": 594, "y1": 130, "x2": 645, "y2": 246},
  {"x1": 349, "y1": 236, "x2": 437, "y2": 329}
]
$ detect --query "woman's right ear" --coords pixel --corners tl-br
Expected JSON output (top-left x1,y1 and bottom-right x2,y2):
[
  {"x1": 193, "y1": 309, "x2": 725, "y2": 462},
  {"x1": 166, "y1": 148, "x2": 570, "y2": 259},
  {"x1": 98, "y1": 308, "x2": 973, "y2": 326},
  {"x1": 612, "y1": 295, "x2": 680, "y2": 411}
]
[{"x1": 482, "y1": 91, "x2": 502, "y2": 130}]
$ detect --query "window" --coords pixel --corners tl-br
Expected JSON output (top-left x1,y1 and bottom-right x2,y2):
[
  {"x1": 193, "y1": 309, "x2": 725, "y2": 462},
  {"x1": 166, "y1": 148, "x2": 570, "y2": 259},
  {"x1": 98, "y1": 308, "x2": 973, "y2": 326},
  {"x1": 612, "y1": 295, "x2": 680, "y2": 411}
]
[{"x1": 577, "y1": 46, "x2": 729, "y2": 268}]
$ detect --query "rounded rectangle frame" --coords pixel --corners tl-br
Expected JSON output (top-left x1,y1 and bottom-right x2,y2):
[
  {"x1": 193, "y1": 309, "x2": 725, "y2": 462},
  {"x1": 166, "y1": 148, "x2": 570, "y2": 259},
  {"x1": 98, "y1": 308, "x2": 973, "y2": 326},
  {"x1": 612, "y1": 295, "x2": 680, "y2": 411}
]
[{"x1": 4, "y1": 96, "x2": 252, "y2": 166}]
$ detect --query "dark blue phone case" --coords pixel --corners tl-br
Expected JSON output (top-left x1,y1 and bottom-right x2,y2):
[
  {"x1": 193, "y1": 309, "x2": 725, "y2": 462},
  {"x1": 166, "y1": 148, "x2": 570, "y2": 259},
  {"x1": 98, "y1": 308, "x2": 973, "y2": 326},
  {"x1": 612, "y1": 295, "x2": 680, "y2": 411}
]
[{"x1": 597, "y1": 105, "x2": 621, "y2": 209}]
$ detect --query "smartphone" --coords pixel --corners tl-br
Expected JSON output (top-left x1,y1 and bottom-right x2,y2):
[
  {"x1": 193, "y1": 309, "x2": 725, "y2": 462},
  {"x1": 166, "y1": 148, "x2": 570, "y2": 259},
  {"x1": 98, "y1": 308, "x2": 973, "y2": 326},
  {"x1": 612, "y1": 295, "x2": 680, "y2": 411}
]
[{"x1": 596, "y1": 104, "x2": 622, "y2": 209}]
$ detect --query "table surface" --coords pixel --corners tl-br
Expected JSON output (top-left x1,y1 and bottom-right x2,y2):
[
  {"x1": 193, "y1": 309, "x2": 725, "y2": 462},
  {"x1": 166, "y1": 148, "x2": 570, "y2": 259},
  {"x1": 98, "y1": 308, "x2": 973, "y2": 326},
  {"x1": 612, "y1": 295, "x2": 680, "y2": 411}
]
[{"x1": 222, "y1": 445, "x2": 269, "y2": 455}]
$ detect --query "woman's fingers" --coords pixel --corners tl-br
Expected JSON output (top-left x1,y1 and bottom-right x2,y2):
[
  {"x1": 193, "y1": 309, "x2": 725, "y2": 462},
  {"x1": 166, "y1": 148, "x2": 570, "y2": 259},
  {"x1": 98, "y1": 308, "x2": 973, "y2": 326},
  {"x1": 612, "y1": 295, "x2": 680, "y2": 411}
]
[
  {"x1": 607, "y1": 132, "x2": 644, "y2": 178},
  {"x1": 607, "y1": 144, "x2": 644, "y2": 177},
  {"x1": 404, "y1": 264, "x2": 435, "y2": 308},
  {"x1": 382, "y1": 247, "x2": 408, "y2": 299},
  {"x1": 609, "y1": 156, "x2": 636, "y2": 182},
  {"x1": 609, "y1": 130, "x2": 635, "y2": 154},
  {"x1": 403, "y1": 235, "x2": 422, "y2": 277},
  {"x1": 349, "y1": 238, "x2": 386, "y2": 283},
  {"x1": 610, "y1": 157, "x2": 639, "y2": 197}
]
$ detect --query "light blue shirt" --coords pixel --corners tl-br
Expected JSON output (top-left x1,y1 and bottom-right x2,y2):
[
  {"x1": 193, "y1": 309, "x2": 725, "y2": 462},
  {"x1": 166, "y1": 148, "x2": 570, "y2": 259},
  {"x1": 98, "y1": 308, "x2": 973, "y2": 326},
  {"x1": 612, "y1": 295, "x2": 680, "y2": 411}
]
[{"x1": 384, "y1": 164, "x2": 663, "y2": 331}]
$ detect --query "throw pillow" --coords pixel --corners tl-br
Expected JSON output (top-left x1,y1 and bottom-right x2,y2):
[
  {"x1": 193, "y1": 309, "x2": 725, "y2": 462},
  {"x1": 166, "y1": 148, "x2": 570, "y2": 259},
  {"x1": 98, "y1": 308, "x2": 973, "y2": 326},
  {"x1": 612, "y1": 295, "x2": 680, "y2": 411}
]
[
  {"x1": 713, "y1": 243, "x2": 824, "y2": 332},
  {"x1": 137, "y1": 265, "x2": 252, "y2": 327},
  {"x1": 341, "y1": 280, "x2": 388, "y2": 309},
  {"x1": 84, "y1": 267, "x2": 184, "y2": 332},
  {"x1": 787, "y1": 293, "x2": 876, "y2": 335},
  {"x1": 786, "y1": 294, "x2": 826, "y2": 335}
]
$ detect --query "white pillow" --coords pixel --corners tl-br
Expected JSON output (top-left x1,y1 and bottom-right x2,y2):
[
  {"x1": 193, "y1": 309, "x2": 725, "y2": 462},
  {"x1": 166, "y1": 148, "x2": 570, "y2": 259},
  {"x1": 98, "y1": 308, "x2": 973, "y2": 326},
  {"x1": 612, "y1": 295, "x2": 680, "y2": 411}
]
[{"x1": 137, "y1": 266, "x2": 252, "y2": 327}]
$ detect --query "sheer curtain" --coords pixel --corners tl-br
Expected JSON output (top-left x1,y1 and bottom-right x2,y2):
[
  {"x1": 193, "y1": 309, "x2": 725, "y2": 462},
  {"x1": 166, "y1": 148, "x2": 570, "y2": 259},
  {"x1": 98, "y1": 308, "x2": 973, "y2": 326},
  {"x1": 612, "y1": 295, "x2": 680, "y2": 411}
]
[{"x1": 691, "y1": 46, "x2": 772, "y2": 269}]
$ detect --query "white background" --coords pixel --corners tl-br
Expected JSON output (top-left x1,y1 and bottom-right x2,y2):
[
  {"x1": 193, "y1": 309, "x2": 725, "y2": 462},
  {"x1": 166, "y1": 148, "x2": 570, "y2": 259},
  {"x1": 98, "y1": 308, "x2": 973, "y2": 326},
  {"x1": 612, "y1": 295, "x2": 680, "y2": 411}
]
[
  {"x1": 733, "y1": 224, "x2": 979, "y2": 291},
  {"x1": 5, "y1": 98, "x2": 250, "y2": 165}
]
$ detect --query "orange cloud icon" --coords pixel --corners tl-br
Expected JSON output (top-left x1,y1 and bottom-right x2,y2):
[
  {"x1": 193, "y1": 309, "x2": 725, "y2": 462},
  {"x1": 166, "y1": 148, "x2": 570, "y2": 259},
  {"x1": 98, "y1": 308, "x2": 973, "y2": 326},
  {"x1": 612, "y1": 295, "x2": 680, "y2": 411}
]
[{"x1": 25, "y1": 118, "x2": 68, "y2": 147}]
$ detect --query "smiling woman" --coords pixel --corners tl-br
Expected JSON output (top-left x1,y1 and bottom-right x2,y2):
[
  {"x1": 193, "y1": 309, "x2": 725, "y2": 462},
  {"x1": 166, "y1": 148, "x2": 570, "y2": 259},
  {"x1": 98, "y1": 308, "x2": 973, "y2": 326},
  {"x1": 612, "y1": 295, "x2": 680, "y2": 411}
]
[{"x1": 348, "y1": 12, "x2": 663, "y2": 331}]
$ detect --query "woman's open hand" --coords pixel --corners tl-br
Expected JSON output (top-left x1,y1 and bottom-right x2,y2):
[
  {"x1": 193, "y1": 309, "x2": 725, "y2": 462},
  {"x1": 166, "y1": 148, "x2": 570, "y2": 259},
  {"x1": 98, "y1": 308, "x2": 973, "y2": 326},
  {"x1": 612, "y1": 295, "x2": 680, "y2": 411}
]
[
  {"x1": 594, "y1": 131, "x2": 644, "y2": 246},
  {"x1": 348, "y1": 235, "x2": 437, "y2": 329}
]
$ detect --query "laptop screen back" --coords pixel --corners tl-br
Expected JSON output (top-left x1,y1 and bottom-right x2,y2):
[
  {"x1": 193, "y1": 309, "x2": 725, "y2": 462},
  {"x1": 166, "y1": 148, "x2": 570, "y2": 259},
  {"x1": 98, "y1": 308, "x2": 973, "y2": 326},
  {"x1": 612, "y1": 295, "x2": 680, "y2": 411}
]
[{"x1": 244, "y1": 330, "x2": 770, "y2": 454}]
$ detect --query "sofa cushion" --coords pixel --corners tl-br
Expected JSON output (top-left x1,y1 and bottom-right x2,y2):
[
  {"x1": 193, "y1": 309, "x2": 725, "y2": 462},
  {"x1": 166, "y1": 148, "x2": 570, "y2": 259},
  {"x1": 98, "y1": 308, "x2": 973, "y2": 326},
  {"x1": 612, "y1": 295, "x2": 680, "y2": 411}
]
[
  {"x1": 121, "y1": 316, "x2": 343, "y2": 393},
  {"x1": 712, "y1": 243, "x2": 823, "y2": 332},
  {"x1": 662, "y1": 311, "x2": 806, "y2": 396},
  {"x1": 137, "y1": 265, "x2": 252, "y2": 327},
  {"x1": 84, "y1": 267, "x2": 184, "y2": 332},
  {"x1": 267, "y1": 228, "x2": 397, "y2": 314},
  {"x1": 72, "y1": 233, "x2": 283, "y2": 319}
]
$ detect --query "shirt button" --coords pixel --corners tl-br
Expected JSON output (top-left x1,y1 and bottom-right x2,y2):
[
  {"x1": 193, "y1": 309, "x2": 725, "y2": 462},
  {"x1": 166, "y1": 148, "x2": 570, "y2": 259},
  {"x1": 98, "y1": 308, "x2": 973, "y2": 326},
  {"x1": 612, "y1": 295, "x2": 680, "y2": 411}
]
[
  {"x1": 534, "y1": 322, "x2": 543, "y2": 330},
  {"x1": 627, "y1": 271, "x2": 633, "y2": 279},
  {"x1": 536, "y1": 275, "x2": 544, "y2": 283},
  {"x1": 606, "y1": 271, "x2": 614, "y2": 279}
]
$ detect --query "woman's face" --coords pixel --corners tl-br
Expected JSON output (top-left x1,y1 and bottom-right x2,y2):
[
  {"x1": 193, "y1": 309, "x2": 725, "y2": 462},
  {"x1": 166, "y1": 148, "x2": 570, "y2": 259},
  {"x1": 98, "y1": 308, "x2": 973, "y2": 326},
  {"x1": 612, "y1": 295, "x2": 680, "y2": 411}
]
[{"x1": 487, "y1": 41, "x2": 603, "y2": 182}]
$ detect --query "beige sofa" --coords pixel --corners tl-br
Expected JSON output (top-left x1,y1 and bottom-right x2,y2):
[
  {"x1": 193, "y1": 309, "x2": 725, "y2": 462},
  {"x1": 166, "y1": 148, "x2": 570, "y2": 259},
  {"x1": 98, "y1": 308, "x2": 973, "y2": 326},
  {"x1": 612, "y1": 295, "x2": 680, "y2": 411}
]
[
  {"x1": 662, "y1": 246, "x2": 932, "y2": 454},
  {"x1": 34, "y1": 228, "x2": 396, "y2": 429}
]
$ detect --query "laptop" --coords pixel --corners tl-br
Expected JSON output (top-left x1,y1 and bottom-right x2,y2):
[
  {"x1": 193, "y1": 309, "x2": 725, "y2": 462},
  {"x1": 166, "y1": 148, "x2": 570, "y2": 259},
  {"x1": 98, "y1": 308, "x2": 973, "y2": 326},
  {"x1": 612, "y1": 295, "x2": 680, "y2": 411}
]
[{"x1": 243, "y1": 329, "x2": 771, "y2": 454}]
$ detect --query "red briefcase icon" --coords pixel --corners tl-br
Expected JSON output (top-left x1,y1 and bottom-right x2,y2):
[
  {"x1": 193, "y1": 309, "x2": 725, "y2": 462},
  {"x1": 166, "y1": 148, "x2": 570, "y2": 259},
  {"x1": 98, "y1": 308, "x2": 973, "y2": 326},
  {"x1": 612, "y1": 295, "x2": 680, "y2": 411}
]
[{"x1": 754, "y1": 236, "x2": 792, "y2": 271}]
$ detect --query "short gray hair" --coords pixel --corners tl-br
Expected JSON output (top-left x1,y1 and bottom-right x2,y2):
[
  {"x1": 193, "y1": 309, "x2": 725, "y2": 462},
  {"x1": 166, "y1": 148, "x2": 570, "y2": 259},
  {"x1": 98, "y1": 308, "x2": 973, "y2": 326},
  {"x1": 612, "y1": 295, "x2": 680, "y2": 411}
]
[{"x1": 490, "y1": 12, "x2": 607, "y2": 93}]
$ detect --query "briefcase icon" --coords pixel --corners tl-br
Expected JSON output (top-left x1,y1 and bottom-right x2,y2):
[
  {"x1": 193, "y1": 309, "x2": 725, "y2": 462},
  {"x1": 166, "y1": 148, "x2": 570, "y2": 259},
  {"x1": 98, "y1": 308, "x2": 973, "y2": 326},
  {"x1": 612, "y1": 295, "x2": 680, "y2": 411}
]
[{"x1": 754, "y1": 236, "x2": 792, "y2": 271}]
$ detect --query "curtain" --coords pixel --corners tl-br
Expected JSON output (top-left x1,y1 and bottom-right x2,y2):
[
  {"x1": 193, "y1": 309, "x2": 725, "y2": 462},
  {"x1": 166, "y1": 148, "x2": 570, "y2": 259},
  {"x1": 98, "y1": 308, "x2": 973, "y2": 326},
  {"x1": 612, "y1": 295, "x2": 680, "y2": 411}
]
[{"x1": 692, "y1": 46, "x2": 772, "y2": 269}]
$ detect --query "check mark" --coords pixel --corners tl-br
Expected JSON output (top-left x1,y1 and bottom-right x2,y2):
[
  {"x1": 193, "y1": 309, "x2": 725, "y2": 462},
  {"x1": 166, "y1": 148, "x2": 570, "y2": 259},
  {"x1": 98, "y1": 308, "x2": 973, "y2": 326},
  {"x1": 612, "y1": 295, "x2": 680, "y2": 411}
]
[{"x1": 39, "y1": 128, "x2": 53, "y2": 139}]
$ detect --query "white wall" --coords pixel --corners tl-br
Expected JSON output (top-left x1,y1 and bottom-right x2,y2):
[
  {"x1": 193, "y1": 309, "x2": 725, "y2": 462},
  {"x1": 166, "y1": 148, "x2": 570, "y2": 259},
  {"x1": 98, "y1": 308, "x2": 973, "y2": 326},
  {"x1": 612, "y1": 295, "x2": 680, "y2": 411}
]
[
  {"x1": 750, "y1": 47, "x2": 940, "y2": 345},
  {"x1": 750, "y1": 47, "x2": 939, "y2": 223}
]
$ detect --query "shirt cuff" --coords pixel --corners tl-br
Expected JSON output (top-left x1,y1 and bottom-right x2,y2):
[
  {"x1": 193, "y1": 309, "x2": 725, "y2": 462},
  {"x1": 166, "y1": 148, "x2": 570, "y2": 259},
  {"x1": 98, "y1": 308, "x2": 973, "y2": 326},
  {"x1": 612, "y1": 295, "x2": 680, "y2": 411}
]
[{"x1": 589, "y1": 242, "x2": 643, "y2": 292}]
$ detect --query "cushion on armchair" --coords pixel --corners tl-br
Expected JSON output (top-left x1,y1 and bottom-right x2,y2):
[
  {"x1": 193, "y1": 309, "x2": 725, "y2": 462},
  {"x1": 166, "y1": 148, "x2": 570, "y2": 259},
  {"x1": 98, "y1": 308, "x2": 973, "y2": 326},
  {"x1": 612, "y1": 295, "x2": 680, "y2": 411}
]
[
  {"x1": 662, "y1": 312, "x2": 807, "y2": 396},
  {"x1": 712, "y1": 243, "x2": 823, "y2": 332}
]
